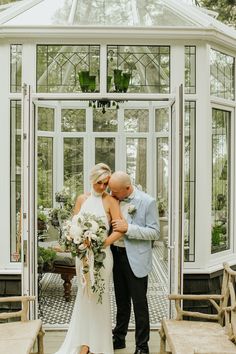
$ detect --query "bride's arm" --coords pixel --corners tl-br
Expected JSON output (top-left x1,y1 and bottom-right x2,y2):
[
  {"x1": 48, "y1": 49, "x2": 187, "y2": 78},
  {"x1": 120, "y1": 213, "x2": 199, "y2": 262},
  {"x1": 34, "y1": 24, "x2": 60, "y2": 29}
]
[
  {"x1": 104, "y1": 196, "x2": 123, "y2": 247},
  {"x1": 73, "y1": 194, "x2": 87, "y2": 215}
]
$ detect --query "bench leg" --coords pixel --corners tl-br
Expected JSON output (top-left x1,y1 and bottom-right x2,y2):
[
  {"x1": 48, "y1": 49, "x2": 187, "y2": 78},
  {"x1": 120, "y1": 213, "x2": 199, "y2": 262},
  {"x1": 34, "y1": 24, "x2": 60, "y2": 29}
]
[
  {"x1": 61, "y1": 273, "x2": 74, "y2": 301},
  {"x1": 38, "y1": 327, "x2": 45, "y2": 354},
  {"x1": 159, "y1": 327, "x2": 168, "y2": 354}
]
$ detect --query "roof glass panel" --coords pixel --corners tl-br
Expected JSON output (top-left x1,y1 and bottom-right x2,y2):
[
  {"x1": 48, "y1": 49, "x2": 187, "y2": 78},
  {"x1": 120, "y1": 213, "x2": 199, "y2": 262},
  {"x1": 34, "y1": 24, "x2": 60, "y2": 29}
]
[{"x1": 4, "y1": 0, "x2": 196, "y2": 26}]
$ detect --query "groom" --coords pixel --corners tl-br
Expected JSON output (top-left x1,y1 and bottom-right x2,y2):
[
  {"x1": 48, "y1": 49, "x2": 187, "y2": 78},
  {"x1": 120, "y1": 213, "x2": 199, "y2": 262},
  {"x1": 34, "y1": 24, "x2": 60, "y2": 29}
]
[{"x1": 109, "y1": 171, "x2": 160, "y2": 354}]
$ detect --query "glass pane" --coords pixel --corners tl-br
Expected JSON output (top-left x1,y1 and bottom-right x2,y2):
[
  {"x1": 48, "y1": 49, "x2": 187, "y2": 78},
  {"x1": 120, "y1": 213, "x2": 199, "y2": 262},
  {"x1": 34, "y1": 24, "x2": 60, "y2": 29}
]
[
  {"x1": 210, "y1": 49, "x2": 235, "y2": 100},
  {"x1": 64, "y1": 138, "x2": 84, "y2": 198},
  {"x1": 10, "y1": 44, "x2": 22, "y2": 93},
  {"x1": 155, "y1": 107, "x2": 169, "y2": 132},
  {"x1": 38, "y1": 137, "x2": 53, "y2": 208},
  {"x1": 124, "y1": 109, "x2": 149, "y2": 132},
  {"x1": 5, "y1": 0, "x2": 196, "y2": 26},
  {"x1": 10, "y1": 100, "x2": 21, "y2": 262},
  {"x1": 107, "y1": 45, "x2": 170, "y2": 93},
  {"x1": 74, "y1": 0, "x2": 195, "y2": 26},
  {"x1": 93, "y1": 108, "x2": 118, "y2": 132},
  {"x1": 185, "y1": 46, "x2": 196, "y2": 94},
  {"x1": 156, "y1": 137, "x2": 169, "y2": 217},
  {"x1": 126, "y1": 138, "x2": 147, "y2": 191},
  {"x1": 38, "y1": 107, "x2": 54, "y2": 131},
  {"x1": 37, "y1": 45, "x2": 100, "y2": 93},
  {"x1": 95, "y1": 138, "x2": 115, "y2": 172},
  {"x1": 61, "y1": 109, "x2": 86, "y2": 132},
  {"x1": 184, "y1": 101, "x2": 196, "y2": 262},
  {"x1": 211, "y1": 109, "x2": 230, "y2": 254}
]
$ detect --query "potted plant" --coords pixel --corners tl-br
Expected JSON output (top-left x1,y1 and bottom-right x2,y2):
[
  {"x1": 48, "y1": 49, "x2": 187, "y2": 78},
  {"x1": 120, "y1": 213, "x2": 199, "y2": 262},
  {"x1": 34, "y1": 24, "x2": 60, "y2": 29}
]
[
  {"x1": 113, "y1": 69, "x2": 122, "y2": 92},
  {"x1": 122, "y1": 72, "x2": 131, "y2": 92},
  {"x1": 38, "y1": 246, "x2": 57, "y2": 272},
  {"x1": 55, "y1": 187, "x2": 71, "y2": 203},
  {"x1": 49, "y1": 207, "x2": 60, "y2": 227},
  {"x1": 157, "y1": 196, "x2": 167, "y2": 217},
  {"x1": 78, "y1": 70, "x2": 90, "y2": 92},
  {"x1": 107, "y1": 75, "x2": 112, "y2": 91},
  {"x1": 89, "y1": 75, "x2": 96, "y2": 92},
  {"x1": 37, "y1": 207, "x2": 49, "y2": 232},
  {"x1": 211, "y1": 220, "x2": 227, "y2": 252},
  {"x1": 50, "y1": 187, "x2": 74, "y2": 234}
]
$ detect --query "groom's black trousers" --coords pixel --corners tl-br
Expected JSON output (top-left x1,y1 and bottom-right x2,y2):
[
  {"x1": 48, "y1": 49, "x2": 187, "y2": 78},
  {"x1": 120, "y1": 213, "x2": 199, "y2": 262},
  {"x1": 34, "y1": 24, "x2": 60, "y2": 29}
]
[{"x1": 111, "y1": 245, "x2": 149, "y2": 351}]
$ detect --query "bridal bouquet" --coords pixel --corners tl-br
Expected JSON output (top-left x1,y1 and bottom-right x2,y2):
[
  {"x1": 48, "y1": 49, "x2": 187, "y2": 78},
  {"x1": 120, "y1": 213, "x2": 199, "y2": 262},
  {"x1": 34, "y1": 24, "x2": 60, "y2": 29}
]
[{"x1": 61, "y1": 212, "x2": 107, "y2": 303}]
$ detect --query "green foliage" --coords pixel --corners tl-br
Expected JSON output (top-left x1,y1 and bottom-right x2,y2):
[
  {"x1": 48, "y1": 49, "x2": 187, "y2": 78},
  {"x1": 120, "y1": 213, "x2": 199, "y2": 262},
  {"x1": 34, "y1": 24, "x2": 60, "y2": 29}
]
[
  {"x1": 211, "y1": 222, "x2": 227, "y2": 246},
  {"x1": 0, "y1": 0, "x2": 21, "y2": 3},
  {"x1": 37, "y1": 208, "x2": 49, "y2": 223},
  {"x1": 157, "y1": 196, "x2": 167, "y2": 216},
  {"x1": 37, "y1": 137, "x2": 53, "y2": 208},
  {"x1": 49, "y1": 187, "x2": 75, "y2": 229},
  {"x1": 38, "y1": 246, "x2": 56, "y2": 272},
  {"x1": 50, "y1": 206, "x2": 71, "y2": 222},
  {"x1": 198, "y1": 0, "x2": 236, "y2": 28}
]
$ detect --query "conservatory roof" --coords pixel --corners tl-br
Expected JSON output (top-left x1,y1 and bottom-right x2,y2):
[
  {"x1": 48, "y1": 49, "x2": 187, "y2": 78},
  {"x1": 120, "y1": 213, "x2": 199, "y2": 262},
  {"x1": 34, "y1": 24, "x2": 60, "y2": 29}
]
[{"x1": 0, "y1": 0, "x2": 236, "y2": 41}]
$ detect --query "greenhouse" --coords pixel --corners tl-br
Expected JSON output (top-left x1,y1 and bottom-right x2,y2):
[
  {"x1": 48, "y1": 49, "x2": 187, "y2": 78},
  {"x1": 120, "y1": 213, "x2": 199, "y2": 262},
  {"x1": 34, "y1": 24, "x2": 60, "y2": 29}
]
[{"x1": 0, "y1": 0, "x2": 236, "y2": 342}]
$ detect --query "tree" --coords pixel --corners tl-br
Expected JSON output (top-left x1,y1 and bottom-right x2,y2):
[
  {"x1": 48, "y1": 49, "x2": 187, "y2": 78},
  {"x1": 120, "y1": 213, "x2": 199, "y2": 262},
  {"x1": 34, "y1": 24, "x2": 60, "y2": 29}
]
[
  {"x1": 197, "y1": 0, "x2": 236, "y2": 28},
  {"x1": 0, "y1": 0, "x2": 21, "y2": 4}
]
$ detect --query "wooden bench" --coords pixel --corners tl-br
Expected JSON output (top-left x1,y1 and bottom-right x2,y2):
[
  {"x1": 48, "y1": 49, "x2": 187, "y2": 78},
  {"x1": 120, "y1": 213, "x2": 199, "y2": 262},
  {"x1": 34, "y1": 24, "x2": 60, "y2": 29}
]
[
  {"x1": 159, "y1": 262, "x2": 236, "y2": 354},
  {"x1": 0, "y1": 296, "x2": 44, "y2": 354}
]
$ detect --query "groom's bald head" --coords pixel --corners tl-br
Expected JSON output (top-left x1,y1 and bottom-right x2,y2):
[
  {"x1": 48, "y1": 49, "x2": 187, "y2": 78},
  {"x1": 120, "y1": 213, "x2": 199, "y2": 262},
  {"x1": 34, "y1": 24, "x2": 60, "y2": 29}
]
[
  {"x1": 109, "y1": 171, "x2": 133, "y2": 200},
  {"x1": 110, "y1": 171, "x2": 131, "y2": 187}
]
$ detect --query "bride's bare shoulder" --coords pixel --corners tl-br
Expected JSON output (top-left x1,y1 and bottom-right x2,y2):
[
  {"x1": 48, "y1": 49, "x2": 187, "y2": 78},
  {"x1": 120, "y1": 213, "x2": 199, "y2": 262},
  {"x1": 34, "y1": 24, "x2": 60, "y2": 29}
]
[
  {"x1": 103, "y1": 193, "x2": 119, "y2": 205},
  {"x1": 75, "y1": 192, "x2": 90, "y2": 203},
  {"x1": 74, "y1": 193, "x2": 90, "y2": 213}
]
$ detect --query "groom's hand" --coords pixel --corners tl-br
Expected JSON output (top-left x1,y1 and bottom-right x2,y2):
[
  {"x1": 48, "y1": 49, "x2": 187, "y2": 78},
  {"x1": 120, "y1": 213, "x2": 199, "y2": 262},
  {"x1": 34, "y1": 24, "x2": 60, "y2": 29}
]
[{"x1": 112, "y1": 218, "x2": 128, "y2": 233}]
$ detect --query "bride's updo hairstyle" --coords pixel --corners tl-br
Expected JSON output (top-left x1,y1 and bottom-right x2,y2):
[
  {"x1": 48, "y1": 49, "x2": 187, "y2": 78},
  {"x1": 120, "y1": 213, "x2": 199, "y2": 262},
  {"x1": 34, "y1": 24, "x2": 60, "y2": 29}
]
[{"x1": 89, "y1": 163, "x2": 111, "y2": 184}]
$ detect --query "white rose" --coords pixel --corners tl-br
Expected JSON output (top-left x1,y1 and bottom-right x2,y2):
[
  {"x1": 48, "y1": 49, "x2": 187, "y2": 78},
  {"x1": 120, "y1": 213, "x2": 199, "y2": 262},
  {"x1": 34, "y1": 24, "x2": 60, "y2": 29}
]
[
  {"x1": 89, "y1": 220, "x2": 99, "y2": 233},
  {"x1": 90, "y1": 233, "x2": 98, "y2": 241},
  {"x1": 84, "y1": 230, "x2": 92, "y2": 239},
  {"x1": 70, "y1": 216, "x2": 83, "y2": 239},
  {"x1": 71, "y1": 224, "x2": 83, "y2": 238}
]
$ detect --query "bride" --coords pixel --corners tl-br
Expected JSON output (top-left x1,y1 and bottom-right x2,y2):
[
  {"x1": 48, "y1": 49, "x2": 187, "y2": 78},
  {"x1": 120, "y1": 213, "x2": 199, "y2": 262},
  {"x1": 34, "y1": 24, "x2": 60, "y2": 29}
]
[{"x1": 55, "y1": 163, "x2": 123, "y2": 354}]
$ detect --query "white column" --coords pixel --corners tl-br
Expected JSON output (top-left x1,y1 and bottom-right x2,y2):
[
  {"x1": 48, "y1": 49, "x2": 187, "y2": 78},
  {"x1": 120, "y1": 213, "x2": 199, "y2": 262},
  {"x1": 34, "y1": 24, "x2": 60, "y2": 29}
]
[
  {"x1": 0, "y1": 44, "x2": 20, "y2": 271},
  {"x1": 22, "y1": 43, "x2": 36, "y2": 90},
  {"x1": 185, "y1": 43, "x2": 212, "y2": 272},
  {"x1": 171, "y1": 44, "x2": 185, "y2": 93}
]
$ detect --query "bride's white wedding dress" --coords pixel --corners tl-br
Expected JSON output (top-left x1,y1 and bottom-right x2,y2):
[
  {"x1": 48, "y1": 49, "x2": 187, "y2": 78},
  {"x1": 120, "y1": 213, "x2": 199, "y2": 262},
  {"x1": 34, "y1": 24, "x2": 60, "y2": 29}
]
[{"x1": 55, "y1": 192, "x2": 114, "y2": 354}]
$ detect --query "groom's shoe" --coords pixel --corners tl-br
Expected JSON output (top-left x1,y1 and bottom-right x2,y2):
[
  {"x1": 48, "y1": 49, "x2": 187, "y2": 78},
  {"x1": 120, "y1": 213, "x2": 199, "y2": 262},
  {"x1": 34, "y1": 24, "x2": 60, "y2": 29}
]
[
  {"x1": 113, "y1": 337, "x2": 126, "y2": 350},
  {"x1": 134, "y1": 348, "x2": 149, "y2": 354}
]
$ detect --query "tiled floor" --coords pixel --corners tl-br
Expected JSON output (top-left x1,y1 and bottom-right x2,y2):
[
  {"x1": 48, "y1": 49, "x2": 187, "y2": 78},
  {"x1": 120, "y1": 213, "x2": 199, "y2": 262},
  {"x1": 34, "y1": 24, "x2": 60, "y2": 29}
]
[
  {"x1": 44, "y1": 329, "x2": 161, "y2": 354},
  {"x1": 39, "y1": 242, "x2": 168, "y2": 329}
]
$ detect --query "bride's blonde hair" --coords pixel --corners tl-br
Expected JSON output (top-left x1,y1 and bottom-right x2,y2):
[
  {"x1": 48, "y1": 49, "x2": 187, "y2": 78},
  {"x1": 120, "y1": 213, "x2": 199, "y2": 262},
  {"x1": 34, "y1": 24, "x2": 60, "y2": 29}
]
[{"x1": 89, "y1": 163, "x2": 111, "y2": 184}]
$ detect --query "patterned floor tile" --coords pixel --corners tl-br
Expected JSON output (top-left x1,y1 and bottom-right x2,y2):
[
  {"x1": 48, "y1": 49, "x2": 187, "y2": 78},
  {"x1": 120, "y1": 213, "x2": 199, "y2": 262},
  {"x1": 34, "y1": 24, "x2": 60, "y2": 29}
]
[{"x1": 39, "y1": 244, "x2": 168, "y2": 327}]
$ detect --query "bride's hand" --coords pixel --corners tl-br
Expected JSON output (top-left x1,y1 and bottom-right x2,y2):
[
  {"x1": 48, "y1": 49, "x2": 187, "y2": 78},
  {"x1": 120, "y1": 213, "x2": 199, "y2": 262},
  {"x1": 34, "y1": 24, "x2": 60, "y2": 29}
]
[{"x1": 103, "y1": 239, "x2": 109, "y2": 248}]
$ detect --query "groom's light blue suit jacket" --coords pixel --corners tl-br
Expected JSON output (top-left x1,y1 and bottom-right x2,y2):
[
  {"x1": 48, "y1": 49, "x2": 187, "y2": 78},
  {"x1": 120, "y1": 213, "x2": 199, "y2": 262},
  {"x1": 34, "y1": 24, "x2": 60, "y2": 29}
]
[{"x1": 124, "y1": 188, "x2": 160, "y2": 278}]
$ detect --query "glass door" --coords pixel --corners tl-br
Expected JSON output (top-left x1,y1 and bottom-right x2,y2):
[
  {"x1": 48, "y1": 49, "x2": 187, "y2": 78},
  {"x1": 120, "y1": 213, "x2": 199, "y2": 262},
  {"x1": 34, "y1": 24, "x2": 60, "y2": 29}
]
[
  {"x1": 21, "y1": 84, "x2": 37, "y2": 319},
  {"x1": 21, "y1": 95, "x2": 184, "y2": 325},
  {"x1": 169, "y1": 85, "x2": 184, "y2": 303}
]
